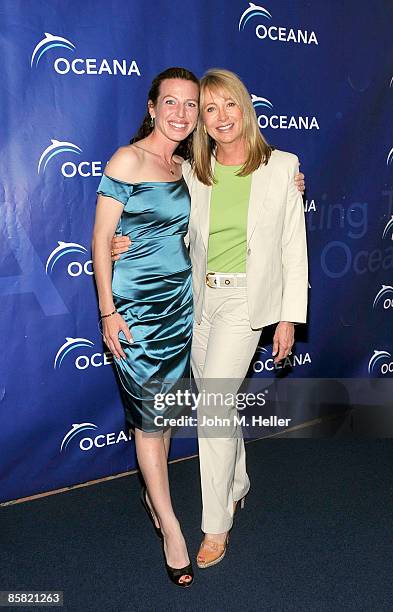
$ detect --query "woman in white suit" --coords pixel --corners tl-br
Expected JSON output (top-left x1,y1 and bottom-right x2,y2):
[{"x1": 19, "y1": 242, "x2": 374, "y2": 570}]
[
  {"x1": 111, "y1": 68, "x2": 307, "y2": 568},
  {"x1": 183, "y1": 69, "x2": 307, "y2": 567}
]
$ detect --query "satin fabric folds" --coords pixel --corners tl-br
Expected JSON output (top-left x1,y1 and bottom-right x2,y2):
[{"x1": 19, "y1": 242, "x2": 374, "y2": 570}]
[{"x1": 97, "y1": 174, "x2": 193, "y2": 432}]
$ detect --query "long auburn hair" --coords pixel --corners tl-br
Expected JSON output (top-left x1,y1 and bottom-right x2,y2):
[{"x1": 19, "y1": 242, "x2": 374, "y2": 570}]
[
  {"x1": 191, "y1": 68, "x2": 272, "y2": 185},
  {"x1": 130, "y1": 67, "x2": 199, "y2": 160}
]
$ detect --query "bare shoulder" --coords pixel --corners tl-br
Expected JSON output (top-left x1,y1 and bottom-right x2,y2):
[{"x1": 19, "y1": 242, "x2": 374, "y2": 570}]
[{"x1": 104, "y1": 145, "x2": 143, "y2": 182}]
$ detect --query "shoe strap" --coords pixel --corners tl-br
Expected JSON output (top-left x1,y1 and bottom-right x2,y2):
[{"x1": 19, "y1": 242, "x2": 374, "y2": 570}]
[{"x1": 200, "y1": 538, "x2": 226, "y2": 552}]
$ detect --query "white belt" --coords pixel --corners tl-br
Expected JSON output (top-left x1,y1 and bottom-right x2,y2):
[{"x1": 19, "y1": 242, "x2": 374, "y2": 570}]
[{"x1": 205, "y1": 272, "x2": 247, "y2": 288}]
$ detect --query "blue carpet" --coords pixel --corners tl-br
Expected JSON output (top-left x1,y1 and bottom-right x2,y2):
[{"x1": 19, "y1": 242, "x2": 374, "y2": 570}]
[{"x1": 1, "y1": 440, "x2": 392, "y2": 611}]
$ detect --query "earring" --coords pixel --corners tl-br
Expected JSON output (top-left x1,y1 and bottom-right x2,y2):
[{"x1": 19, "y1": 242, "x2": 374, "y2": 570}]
[
  {"x1": 203, "y1": 124, "x2": 207, "y2": 135},
  {"x1": 150, "y1": 116, "x2": 155, "y2": 127}
]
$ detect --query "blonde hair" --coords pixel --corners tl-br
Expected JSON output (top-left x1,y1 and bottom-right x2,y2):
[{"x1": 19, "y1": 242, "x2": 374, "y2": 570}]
[{"x1": 191, "y1": 68, "x2": 272, "y2": 186}]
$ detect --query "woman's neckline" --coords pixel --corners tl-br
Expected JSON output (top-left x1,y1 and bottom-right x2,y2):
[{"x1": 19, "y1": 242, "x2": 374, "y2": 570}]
[
  {"x1": 103, "y1": 173, "x2": 183, "y2": 186},
  {"x1": 132, "y1": 143, "x2": 183, "y2": 165},
  {"x1": 215, "y1": 160, "x2": 244, "y2": 169},
  {"x1": 132, "y1": 142, "x2": 183, "y2": 178}
]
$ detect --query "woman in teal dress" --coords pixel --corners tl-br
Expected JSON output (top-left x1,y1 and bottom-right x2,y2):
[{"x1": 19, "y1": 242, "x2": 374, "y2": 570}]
[
  {"x1": 92, "y1": 67, "x2": 199, "y2": 587},
  {"x1": 96, "y1": 175, "x2": 192, "y2": 432}
]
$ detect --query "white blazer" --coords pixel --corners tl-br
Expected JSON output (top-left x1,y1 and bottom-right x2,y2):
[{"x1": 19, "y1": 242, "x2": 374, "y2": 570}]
[{"x1": 182, "y1": 149, "x2": 308, "y2": 330}]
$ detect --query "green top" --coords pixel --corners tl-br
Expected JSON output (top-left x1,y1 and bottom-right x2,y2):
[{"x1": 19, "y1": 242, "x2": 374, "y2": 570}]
[{"x1": 207, "y1": 161, "x2": 252, "y2": 273}]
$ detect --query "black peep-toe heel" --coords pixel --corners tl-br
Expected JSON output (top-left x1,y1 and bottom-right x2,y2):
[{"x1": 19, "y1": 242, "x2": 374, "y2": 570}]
[{"x1": 164, "y1": 551, "x2": 194, "y2": 588}]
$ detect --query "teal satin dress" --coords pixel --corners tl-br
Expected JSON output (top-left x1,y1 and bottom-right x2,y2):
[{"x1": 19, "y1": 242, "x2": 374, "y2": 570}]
[{"x1": 97, "y1": 174, "x2": 193, "y2": 432}]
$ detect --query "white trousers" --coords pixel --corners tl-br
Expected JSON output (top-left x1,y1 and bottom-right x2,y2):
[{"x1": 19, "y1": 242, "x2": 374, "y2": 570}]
[{"x1": 191, "y1": 285, "x2": 262, "y2": 533}]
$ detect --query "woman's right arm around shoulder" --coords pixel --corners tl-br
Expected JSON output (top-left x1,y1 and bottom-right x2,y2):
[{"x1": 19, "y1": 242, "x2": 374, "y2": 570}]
[{"x1": 92, "y1": 148, "x2": 134, "y2": 359}]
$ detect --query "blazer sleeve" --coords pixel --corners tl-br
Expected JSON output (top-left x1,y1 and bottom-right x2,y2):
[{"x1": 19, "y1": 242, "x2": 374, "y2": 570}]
[{"x1": 280, "y1": 156, "x2": 308, "y2": 323}]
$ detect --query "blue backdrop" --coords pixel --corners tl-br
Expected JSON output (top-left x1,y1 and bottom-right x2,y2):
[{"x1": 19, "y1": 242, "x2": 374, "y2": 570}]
[{"x1": 1, "y1": 0, "x2": 392, "y2": 503}]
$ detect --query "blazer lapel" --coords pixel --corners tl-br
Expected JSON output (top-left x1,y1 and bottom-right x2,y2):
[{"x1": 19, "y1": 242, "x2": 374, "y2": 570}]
[
  {"x1": 196, "y1": 156, "x2": 273, "y2": 248},
  {"x1": 197, "y1": 156, "x2": 215, "y2": 251},
  {"x1": 247, "y1": 161, "x2": 273, "y2": 244}
]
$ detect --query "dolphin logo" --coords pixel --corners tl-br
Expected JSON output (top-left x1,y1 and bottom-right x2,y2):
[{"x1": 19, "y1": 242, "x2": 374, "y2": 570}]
[
  {"x1": 387, "y1": 147, "x2": 393, "y2": 166},
  {"x1": 382, "y1": 215, "x2": 393, "y2": 240},
  {"x1": 54, "y1": 337, "x2": 94, "y2": 369},
  {"x1": 368, "y1": 350, "x2": 391, "y2": 374},
  {"x1": 60, "y1": 422, "x2": 98, "y2": 452},
  {"x1": 386, "y1": 147, "x2": 393, "y2": 166},
  {"x1": 251, "y1": 94, "x2": 274, "y2": 110},
  {"x1": 45, "y1": 241, "x2": 88, "y2": 274},
  {"x1": 38, "y1": 139, "x2": 82, "y2": 174},
  {"x1": 373, "y1": 285, "x2": 393, "y2": 309},
  {"x1": 239, "y1": 3, "x2": 272, "y2": 31},
  {"x1": 31, "y1": 33, "x2": 75, "y2": 67},
  {"x1": 256, "y1": 345, "x2": 269, "y2": 354}
]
